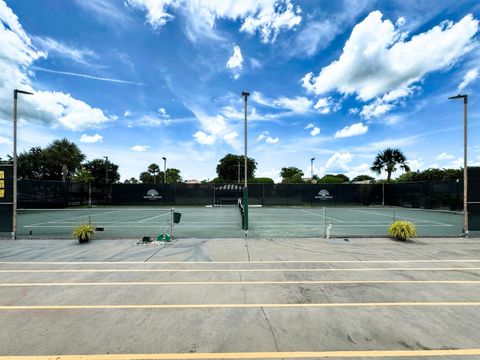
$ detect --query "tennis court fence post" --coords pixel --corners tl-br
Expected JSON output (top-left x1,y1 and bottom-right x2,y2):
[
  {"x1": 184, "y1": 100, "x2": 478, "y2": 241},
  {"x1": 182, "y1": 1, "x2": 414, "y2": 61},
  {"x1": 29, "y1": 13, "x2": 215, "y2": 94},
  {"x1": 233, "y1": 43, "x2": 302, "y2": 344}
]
[
  {"x1": 323, "y1": 207, "x2": 326, "y2": 238},
  {"x1": 170, "y1": 208, "x2": 174, "y2": 240}
]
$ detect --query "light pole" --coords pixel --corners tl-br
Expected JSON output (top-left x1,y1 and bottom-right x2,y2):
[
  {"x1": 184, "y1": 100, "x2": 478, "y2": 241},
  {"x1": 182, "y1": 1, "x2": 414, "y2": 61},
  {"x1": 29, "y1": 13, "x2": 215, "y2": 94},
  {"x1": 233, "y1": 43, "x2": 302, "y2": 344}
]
[
  {"x1": 448, "y1": 94, "x2": 468, "y2": 236},
  {"x1": 104, "y1": 156, "x2": 109, "y2": 184},
  {"x1": 237, "y1": 159, "x2": 240, "y2": 185},
  {"x1": 242, "y1": 91, "x2": 249, "y2": 230},
  {"x1": 12, "y1": 89, "x2": 33, "y2": 240},
  {"x1": 162, "y1": 157, "x2": 167, "y2": 184},
  {"x1": 310, "y1": 157, "x2": 315, "y2": 181}
]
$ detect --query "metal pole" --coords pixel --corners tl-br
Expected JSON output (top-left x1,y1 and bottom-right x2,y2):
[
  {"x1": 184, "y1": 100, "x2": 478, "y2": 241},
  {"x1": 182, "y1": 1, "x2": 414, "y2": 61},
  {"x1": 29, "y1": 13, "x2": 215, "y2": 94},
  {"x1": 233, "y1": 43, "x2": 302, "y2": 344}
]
[
  {"x1": 12, "y1": 91, "x2": 18, "y2": 240},
  {"x1": 311, "y1": 157, "x2": 315, "y2": 180},
  {"x1": 104, "y1": 156, "x2": 108, "y2": 184},
  {"x1": 463, "y1": 95, "x2": 468, "y2": 236},
  {"x1": 448, "y1": 94, "x2": 468, "y2": 236},
  {"x1": 12, "y1": 89, "x2": 33, "y2": 240},
  {"x1": 242, "y1": 91, "x2": 249, "y2": 230},
  {"x1": 237, "y1": 159, "x2": 240, "y2": 184},
  {"x1": 88, "y1": 182, "x2": 92, "y2": 207},
  {"x1": 162, "y1": 157, "x2": 166, "y2": 184}
]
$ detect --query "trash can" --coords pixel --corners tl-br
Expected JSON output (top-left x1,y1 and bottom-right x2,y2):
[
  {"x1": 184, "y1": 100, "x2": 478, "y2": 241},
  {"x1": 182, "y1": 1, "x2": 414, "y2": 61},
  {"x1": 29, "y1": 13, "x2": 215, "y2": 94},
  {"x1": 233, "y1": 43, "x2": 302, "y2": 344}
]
[{"x1": 173, "y1": 212, "x2": 182, "y2": 224}]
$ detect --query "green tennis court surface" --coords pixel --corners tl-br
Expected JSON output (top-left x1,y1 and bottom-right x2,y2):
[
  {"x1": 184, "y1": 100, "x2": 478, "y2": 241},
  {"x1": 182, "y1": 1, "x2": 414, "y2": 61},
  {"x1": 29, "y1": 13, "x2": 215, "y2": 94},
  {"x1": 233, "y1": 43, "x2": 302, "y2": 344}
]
[{"x1": 12, "y1": 206, "x2": 464, "y2": 239}]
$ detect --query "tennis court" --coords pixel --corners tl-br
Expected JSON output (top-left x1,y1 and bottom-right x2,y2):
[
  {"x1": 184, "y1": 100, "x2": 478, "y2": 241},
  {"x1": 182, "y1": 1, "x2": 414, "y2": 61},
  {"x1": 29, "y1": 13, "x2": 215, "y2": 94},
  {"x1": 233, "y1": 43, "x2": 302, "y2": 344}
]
[{"x1": 14, "y1": 205, "x2": 464, "y2": 239}]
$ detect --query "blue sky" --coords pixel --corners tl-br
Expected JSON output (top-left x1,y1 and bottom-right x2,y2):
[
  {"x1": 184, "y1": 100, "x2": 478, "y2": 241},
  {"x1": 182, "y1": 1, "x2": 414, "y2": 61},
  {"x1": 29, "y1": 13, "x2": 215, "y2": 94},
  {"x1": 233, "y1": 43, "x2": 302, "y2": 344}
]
[{"x1": 0, "y1": 0, "x2": 479, "y2": 182}]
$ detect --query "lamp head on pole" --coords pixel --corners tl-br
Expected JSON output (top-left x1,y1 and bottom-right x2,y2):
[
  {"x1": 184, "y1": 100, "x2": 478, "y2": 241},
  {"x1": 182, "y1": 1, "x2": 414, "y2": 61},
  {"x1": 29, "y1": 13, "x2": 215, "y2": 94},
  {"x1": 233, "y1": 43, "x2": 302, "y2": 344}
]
[
  {"x1": 14, "y1": 89, "x2": 33, "y2": 99},
  {"x1": 241, "y1": 91, "x2": 250, "y2": 98},
  {"x1": 449, "y1": 94, "x2": 468, "y2": 103}
]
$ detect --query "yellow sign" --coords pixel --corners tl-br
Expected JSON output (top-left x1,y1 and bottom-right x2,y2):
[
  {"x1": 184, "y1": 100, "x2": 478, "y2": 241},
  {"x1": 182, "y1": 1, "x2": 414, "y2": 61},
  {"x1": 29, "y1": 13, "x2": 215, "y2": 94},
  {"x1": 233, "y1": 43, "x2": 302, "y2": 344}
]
[
  {"x1": 0, "y1": 171, "x2": 4, "y2": 179},
  {"x1": 0, "y1": 180, "x2": 4, "y2": 188},
  {"x1": 0, "y1": 190, "x2": 4, "y2": 198}
]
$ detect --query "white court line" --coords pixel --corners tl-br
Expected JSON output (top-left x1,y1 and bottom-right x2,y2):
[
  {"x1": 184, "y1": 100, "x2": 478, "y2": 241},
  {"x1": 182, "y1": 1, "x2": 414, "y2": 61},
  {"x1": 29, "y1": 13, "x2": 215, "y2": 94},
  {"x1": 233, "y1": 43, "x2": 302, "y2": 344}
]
[
  {"x1": 2, "y1": 280, "x2": 479, "y2": 287},
  {"x1": 300, "y1": 209, "x2": 344, "y2": 222},
  {"x1": 1, "y1": 302, "x2": 480, "y2": 311},
  {"x1": 348, "y1": 209, "x2": 452, "y2": 226},
  {"x1": 1, "y1": 267, "x2": 480, "y2": 273},
  {"x1": 138, "y1": 213, "x2": 170, "y2": 223},
  {"x1": 26, "y1": 210, "x2": 120, "y2": 227},
  {"x1": 1, "y1": 260, "x2": 480, "y2": 264}
]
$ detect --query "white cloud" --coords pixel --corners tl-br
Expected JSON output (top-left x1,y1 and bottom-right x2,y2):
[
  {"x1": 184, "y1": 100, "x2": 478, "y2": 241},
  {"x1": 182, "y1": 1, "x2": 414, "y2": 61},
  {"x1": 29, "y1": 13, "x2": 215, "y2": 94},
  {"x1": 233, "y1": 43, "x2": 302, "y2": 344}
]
[
  {"x1": 257, "y1": 131, "x2": 279, "y2": 144},
  {"x1": 273, "y1": 96, "x2": 312, "y2": 113},
  {"x1": 0, "y1": 136, "x2": 11, "y2": 145},
  {"x1": 31, "y1": 67, "x2": 144, "y2": 85},
  {"x1": 302, "y1": 11, "x2": 479, "y2": 116},
  {"x1": 0, "y1": 1, "x2": 114, "y2": 131},
  {"x1": 396, "y1": 16, "x2": 406, "y2": 26},
  {"x1": 226, "y1": 44, "x2": 243, "y2": 79},
  {"x1": 130, "y1": 145, "x2": 150, "y2": 152},
  {"x1": 124, "y1": 110, "x2": 132, "y2": 117},
  {"x1": 407, "y1": 158, "x2": 424, "y2": 171},
  {"x1": 458, "y1": 67, "x2": 479, "y2": 90},
  {"x1": 266, "y1": 136, "x2": 279, "y2": 144},
  {"x1": 313, "y1": 97, "x2": 331, "y2": 114},
  {"x1": 250, "y1": 58, "x2": 261, "y2": 69},
  {"x1": 251, "y1": 91, "x2": 273, "y2": 107},
  {"x1": 435, "y1": 152, "x2": 454, "y2": 160},
  {"x1": 193, "y1": 131, "x2": 216, "y2": 145},
  {"x1": 310, "y1": 127, "x2": 320, "y2": 136},
  {"x1": 127, "y1": 114, "x2": 173, "y2": 128},
  {"x1": 360, "y1": 100, "x2": 394, "y2": 119},
  {"x1": 158, "y1": 107, "x2": 169, "y2": 118},
  {"x1": 79, "y1": 133, "x2": 103, "y2": 143},
  {"x1": 250, "y1": 92, "x2": 313, "y2": 115},
  {"x1": 126, "y1": 0, "x2": 302, "y2": 43},
  {"x1": 33, "y1": 36, "x2": 96, "y2": 64},
  {"x1": 334, "y1": 123, "x2": 368, "y2": 138},
  {"x1": 449, "y1": 158, "x2": 464, "y2": 168},
  {"x1": 325, "y1": 152, "x2": 353, "y2": 172}
]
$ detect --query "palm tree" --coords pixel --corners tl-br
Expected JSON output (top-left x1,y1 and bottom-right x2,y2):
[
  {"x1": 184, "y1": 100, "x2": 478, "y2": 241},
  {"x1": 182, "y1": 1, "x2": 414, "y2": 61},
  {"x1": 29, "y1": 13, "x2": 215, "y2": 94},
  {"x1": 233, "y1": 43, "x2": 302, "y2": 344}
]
[{"x1": 370, "y1": 148, "x2": 410, "y2": 181}]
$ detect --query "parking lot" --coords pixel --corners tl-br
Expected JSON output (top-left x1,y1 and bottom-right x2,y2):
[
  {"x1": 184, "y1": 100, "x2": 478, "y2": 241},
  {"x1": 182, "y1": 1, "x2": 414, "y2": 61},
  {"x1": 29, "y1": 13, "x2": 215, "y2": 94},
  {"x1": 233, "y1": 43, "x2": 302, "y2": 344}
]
[{"x1": 0, "y1": 236, "x2": 480, "y2": 359}]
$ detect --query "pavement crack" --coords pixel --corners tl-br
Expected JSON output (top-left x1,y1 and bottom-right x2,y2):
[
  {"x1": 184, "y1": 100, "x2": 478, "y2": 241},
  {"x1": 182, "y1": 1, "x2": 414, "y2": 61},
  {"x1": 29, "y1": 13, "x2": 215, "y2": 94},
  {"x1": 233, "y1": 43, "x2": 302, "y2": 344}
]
[
  {"x1": 143, "y1": 243, "x2": 169, "y2": 262},
  {"x1": 245, "y1": 237, "x2": 251, "y2": 262},
  {"x1": 261, "y1": 306, "x2": 279, "y2": 352}
]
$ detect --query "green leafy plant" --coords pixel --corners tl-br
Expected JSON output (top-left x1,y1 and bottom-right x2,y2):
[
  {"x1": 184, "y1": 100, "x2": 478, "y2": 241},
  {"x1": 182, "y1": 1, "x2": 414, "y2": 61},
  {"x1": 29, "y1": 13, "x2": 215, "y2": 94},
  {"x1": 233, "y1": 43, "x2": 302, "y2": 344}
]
[
  {"x1": 388, "y1": 220, "x2": 417, "y2": 241},
  {"x1": 73, "y1": 224, "x2": 95, "y2": 243}
]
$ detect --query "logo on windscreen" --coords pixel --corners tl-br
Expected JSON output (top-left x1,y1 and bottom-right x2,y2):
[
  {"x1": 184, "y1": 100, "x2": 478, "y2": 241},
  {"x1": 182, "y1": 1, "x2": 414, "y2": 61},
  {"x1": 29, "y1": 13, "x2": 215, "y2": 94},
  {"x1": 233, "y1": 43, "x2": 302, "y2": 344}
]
[
  {"x1": 144, "y1": 189, "x2": 162, "y2": 200},
  {"x1": 315, "y1": 189, "x2": 333, "y2": 200}
]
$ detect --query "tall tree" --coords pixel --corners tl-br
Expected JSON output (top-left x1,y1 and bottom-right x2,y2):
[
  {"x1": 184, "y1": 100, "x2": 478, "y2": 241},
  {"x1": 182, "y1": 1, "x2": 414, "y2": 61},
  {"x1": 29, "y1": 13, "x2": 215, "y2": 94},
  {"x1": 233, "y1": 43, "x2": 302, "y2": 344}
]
[
  {"x1": 44, "y1": 138, "x2": 86, "y2": 180},
  {"x1": 166, "y1": 168, "x2": 182, "y2": 183},
  {"x1": 139, "y1": 171, "x2": 155, "y2": 184},
  {"x1": 124, "y1": 177, "x2": 139, "y2": 184},
  {"x1": 216, "y1": 154, "x2": 257, "y2": 182},
  {"x1": 72, "y1": 168, "x2": 94, "y2": 183},
  {"x1": 370, "y1": 148, "x2": 410, "y2": 181},
  {"x1": 147, "y1": 163, "x2": 161, "y2": 183},
  {"x1": 18, "y1": 147, "x2": 50, "y2": 180},
  {"x1": 84, "y1": 158, "x2": 120, "y2": 184},
  {"x1": 280, "y1": 167, "x2": 304, "y2": 183}
]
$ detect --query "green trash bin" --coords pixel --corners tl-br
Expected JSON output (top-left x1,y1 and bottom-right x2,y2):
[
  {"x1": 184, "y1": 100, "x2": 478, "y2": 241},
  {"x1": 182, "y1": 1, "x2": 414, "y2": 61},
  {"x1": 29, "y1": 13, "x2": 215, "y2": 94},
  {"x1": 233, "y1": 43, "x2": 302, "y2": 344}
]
[{"x1": 173, "y1": 212, "x2": 182, "y2": 224}]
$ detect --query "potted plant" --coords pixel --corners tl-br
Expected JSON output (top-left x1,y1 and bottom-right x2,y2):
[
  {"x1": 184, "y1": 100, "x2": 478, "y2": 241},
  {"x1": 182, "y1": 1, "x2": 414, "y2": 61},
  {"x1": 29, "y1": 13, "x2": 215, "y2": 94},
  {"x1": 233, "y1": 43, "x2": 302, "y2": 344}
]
[
  {"x1": 388, "y1": 220, "x2": 417, "y2": 241},
  {"x1": 73, "y1": 224, "x2": 95, "y2": 243}
]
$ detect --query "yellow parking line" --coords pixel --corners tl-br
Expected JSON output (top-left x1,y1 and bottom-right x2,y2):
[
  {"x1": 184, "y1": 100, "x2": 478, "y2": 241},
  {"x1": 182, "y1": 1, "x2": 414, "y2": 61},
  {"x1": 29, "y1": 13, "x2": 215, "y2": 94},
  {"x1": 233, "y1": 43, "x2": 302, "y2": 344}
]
[
  {"x1": 0, "y1": 267, "x2": 480, "y2": 273},
  {"x1": 1, "y1": 349, "x2": 480, "y2": 359},
  {"x1": 1, "y1": 302, "x2": 480, "y2": 310},
  {"x1": 1, "y1": 280, "x2": 480, "y2": 287}
]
